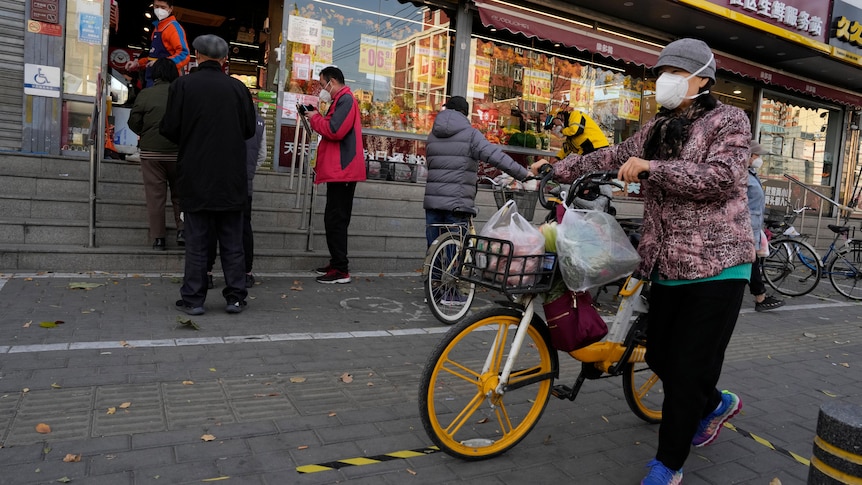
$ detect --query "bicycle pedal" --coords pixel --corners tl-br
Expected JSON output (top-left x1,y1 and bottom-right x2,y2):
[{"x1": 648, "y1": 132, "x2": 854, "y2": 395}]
[{"x1": 551, "y1": 385, "x2": 573, "y2": 400}]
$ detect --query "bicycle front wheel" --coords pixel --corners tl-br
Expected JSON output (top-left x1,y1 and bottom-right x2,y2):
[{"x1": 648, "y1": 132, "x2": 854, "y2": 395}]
[
  {"x1": 762, "y1": 237, "x2": 821, "y2": 296},
  {"x1": 622, "y1": 361, "x2": 663, "y2": 424},
  {"x1": 418, "y1": 308, "x2": 557, "y2": 460},
  {"x1": 425, "y1": 235, "x2": 476, "y2": 325},
  {"x1": 828, "y1": 246, "x2": 862, "y2": 300}
]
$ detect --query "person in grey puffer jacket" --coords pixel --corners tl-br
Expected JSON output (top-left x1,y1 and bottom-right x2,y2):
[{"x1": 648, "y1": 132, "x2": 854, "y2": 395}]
[{"x1": 423, "y1": 96, "x2": 528, "y2": 246}]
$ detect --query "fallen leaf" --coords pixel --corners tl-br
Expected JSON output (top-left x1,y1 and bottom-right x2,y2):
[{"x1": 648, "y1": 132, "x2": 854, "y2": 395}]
[
  {"x1": 367, "y1": 382, "x2": 374, "y2": 387},
  {"x1": 24, "y1": 277, "x2": 33, "y2": 281},
  {"x1": 119, "y1": 402, "x2": 131, "y2": 409},
  {"x1": 23, "y1": 321, "x2": 31, "y2": 328},
  {"x1": 35, "y1": 423, "x2": 51, "y2": 434},
  {"x1": 328, "y1": 412, "x2": 337, "y2": 417},
  {"x1": 601, "y1": 416, "x2": 609, "y2": 423},
  {"x1": 141, "y1": 283, "x2": 152, "y2": 287},
  {"x1": 39, "y1": 322, "x2": 57, "y2": 328},
  {"x1": 182, "y1": 380, "x2": 194, "y2": 385},
  {"x1": 297, "y1": 445, "x2": 308, "y2": 450},
  {"x1": 289, "y1": 377, "x2": 306, "y2": 383},
  {"x1": 22, "y1": 388, "x2": 29, "y2": 393},
  {"x1": 840, "y1": 363, "x2": 850, "y2": 368},
  {"x1": 769, "y1": 478, "x2": 782, "y2": 485},
  {"x1": 209, "y1": 368, "x2": 216, "y2": 372},
  {"x1": 68, "y1": 282, "x2": 104, "y2": 290},
  {"x1": 543, "y1": 435, "x2": 552, "y2": 445},
  {"x1": 107, "y1": 407, "x2": 116, "y2": 415},
  {"x1": 201, "y1": 434, "x2": 216, "y2": 442},
  {"x1": 176, "y1": 316, "x2": 201, "y2": 330},
  {"x1": 378, "y1": 273, "x2": 385, "y2": 278},
  {"x1": 407, "y1": 468, "x2": 417, "y2": 476},
  {"x1": 56, "y1": 477, "x2": 71, "y2": 483},
  {"x1": 819, "y1": 389, "x2": 839, "y2": 398},
  {"x1": 120, "y1": 341, "x2": 131, "y2": 348},
  {"x1": 804, "y1": 332, "x2": 817, "y2": 338},
  {"x1": 201, "y1": 478, "x2": 230, "y2": 482},
  {"x1": 51, "y1": 383, "x2": 61, "y2": 389},
  {"x1": 476, "y1": 417, "x2": 489, "y2": 424},
  {"x1": 62, "y1": 454, "x2": 81, "y2": 463},
  {"x1": 341, "y1": 373, "x2": 353, "y2": 383}
]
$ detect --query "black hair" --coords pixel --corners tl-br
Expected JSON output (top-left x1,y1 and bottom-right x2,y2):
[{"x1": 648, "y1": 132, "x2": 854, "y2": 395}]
[
  {"x1": 319, "y1": 66, "x2": 344, "y2": 85},
  {"x1": 643, "y1": 79, "x2": 716, "y2": 160},
  {"x1": 151, "y1": 57, "x2": 179, "y2": 83},
  {"x1": 155, "y1": 0, "x2": 174, "y2": 7}
]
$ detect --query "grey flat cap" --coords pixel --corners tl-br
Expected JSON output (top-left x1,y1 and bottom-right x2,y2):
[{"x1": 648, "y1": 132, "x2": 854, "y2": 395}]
[{"x1": 193, "y1": 35, "x2": 228, "y2": 59}]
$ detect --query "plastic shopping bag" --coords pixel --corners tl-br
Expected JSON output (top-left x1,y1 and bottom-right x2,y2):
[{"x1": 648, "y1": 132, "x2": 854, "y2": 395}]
[
  {"x1": 479, "y1": 200, "x2": 545, "y2": 285},
  {"x1": 555, "y1": 209, "x2": 640, "y2": 292}
]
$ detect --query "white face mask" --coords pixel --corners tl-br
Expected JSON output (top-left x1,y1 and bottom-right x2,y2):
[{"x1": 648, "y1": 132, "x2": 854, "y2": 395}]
[
  {"x1": 154, "y1": 7, "x2": 170, "y2": 21},
  {"x1": 318, "y1": 81, "x2": 332, "y2": 103},
  {"x1": 654, "y1": 54, "x2": 714, "y2": 109},
  {"x1": 751, "y1": 156, "x2": 763, "y2": 169}
]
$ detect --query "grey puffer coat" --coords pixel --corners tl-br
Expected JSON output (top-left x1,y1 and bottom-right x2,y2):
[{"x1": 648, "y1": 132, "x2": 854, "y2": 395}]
[
  {"x1": 424, "y1": 109, "x2": 528, "y2": 216},
  {"x1": 553, "y1": 101, "x2": 755, "y2": 281}
]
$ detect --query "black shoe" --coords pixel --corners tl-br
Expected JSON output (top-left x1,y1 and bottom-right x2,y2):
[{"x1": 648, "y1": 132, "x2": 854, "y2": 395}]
[
  {"x1": 314, "y1": 265, "x2": 331, "y2": 275},
  {"x1": 245, "y1": 273, "x2": 256, "y2": 288},
  {"x1": 153, "y1": 238, "x2": 166, "y2": 251},
  {"x1": 175, "y1": 299, "x2": 205, "y2": 315},
  {"x1": 225, "y1": 299, "x2": 247, "y2": 314},
  {"x1": 207, "y1": 274, "x2": 214, "y2": 289},
  {"x1": 176, "y1": 230, "x2": 185, "y2": 247}
]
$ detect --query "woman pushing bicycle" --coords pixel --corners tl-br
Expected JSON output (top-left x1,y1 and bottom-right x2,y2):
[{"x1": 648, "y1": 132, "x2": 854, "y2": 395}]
[{"x1": 531, "y1": 39, "x2": 753, "y2": 485}]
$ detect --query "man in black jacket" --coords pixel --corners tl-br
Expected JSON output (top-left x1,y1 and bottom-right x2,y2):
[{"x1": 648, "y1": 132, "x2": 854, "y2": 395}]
[{"x1": 160, "y1": 34, "x2": 256, "y2": 315}]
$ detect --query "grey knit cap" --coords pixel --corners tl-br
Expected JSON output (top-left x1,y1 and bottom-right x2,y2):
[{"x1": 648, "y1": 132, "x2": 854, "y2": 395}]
[
  {"x1": 193, "y1": 35, "x2": 228, "y2": 59},
  {"x1": 653, "y1": 38, "x2": 716, "y2": 81}
]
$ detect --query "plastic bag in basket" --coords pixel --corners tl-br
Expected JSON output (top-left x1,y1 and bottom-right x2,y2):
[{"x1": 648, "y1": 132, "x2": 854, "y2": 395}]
[
  {"x1": 479, "y1": 200, "x2": 545, "y2": 286},
  {"x1": 556, "y1": 209, "x2": 640, "y2": 292}
]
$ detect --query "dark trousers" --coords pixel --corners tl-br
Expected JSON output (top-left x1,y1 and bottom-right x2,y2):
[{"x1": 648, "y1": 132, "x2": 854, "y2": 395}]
[
  {"x1": 181, "y1": 210, "x2": 247, "y2": 307},
  {"x1": 425, "y1": 209, "x2": 470, "y2": 248},
  {"x1": 324, "y1": 182, "x2": 356, "y2": 272},
  {"x1": 749, "y1": 257, "x2": 766, "y2": 296},
  {"x1": 646, "y1": 279, "x2": 746, "y2": 471},
  {"x1": 140, "y1": 154, "x2": 182, "y2": 240},
  {"x1": 207, "y1": 197, "x2": 254, "y2": 273}
]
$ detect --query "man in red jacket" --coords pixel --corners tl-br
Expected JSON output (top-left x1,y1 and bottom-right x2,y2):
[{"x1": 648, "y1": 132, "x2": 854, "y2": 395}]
[
  {"x1": 303, "y1": 66, "x2": 366, "y2": 284},
  {"x1": 125, "y1": 0, "x2": 189, "y2": 87}
]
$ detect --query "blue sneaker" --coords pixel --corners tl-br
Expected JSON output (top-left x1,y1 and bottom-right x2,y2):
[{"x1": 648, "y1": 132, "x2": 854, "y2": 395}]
[
  {"x1": 641, "y1": 459, "x2": 682, "y2": 485},
  {"x1": 692, "y1": 390, "x2": 742, "y2": 447}
]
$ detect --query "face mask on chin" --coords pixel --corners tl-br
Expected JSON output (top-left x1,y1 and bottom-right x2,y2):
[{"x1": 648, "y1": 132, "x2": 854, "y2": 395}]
[
  {"x1": 654, "y1": 54, "x2": 714, "y2": 109},
  {"x1": 154, "y1": 7, "x2": 170, "y2": 21}
]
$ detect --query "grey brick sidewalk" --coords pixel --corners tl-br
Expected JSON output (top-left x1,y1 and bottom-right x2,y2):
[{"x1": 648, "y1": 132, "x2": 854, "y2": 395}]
[{"x1": 0, "y1": 273, "x2": 860, "y2": 484}]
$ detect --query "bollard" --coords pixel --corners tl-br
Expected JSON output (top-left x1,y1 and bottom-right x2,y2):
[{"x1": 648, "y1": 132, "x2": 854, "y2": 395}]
[{"x1": 808, "y1": 401, "x2": 862, "y2": 484}]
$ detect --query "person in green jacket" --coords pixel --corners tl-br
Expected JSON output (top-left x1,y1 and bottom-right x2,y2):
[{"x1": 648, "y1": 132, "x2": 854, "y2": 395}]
[{"x1": 128, "y1": 57, "x2": 183, "y2": 251}]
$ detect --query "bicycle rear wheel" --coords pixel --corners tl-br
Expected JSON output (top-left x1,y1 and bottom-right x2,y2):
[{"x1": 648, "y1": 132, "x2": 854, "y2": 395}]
[
  {"x1": 762, "y1": 237, "x2": 821, "y2": 296},
  {"x1": 827, "y1": 246, "x2": 862, "y2": 300},
  {"x1": 418, "y1": 308, "x2": 556, "y2": 460},
  {"x1": 425, "y1": 234, "x2": 476, "y2": 324}
]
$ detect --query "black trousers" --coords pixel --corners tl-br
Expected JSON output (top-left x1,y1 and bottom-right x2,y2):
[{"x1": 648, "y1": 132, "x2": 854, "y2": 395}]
[
  {"x1": 206, "y1": 197, "x2": 254, "y2": 274},
  {"x1": 646, "y1": 279, "x2": 746, "y2": 471},
  {"x1": 181, "y1": 210, "x2": 247, "y2": 307},
  {"x1": 749, "y1": 257, "x2": 766, "y2": 296},
  {"x1": 324, "y1": 182, "x2": 356, "y2": 272}
]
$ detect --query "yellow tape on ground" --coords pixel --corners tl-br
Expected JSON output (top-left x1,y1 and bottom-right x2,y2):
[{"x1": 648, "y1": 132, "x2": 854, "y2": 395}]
[{"x1": 296, "y1": 446, "x2": 440, "y2": 474}]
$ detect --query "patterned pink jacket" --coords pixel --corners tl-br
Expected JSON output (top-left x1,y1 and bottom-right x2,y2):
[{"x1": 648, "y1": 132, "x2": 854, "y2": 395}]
[{"x1": 554, "y1": 101, "x2": 755, "y2": 281}]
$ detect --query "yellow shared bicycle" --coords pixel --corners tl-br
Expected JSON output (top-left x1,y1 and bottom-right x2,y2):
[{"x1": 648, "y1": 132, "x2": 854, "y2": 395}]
[{"x1": 418, "y1": 168, "x2": 662, "y2": 460}]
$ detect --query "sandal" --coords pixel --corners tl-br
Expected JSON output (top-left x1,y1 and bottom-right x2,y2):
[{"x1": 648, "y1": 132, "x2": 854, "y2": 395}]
[{"x1": 755, "y1": 295, "x2": 785, "y2": 312}]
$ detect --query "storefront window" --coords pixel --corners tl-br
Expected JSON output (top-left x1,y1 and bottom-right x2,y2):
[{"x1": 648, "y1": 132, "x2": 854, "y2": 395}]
[
  {"x1": 61, "y1": 100, "x2": 94, "y2": 152},
  {"x1": 282, "y1": 1, "x2": 452, "y2": 134},
  {"x1": 64, "y1": 0, "x2": 105, "y2": 96}
]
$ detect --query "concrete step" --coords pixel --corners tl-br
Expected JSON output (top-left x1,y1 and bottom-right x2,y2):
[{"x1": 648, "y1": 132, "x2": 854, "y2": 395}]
[{"x1": 0, "y1": 243, "x2": 424, "y2": 273}]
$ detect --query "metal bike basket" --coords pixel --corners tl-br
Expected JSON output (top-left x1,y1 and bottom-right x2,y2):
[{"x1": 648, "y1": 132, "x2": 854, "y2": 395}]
[
  {"x1": 458, "y1": 235, "x2": 556, "y2": 296},
  {"x1": 493, "y1": 188, "x2": 538, "y2": 220}
]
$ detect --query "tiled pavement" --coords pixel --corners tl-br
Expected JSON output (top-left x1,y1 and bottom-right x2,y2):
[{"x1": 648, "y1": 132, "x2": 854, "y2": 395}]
[{"x1": 0, "y1": 272, "x2": 860, "y2": 484}]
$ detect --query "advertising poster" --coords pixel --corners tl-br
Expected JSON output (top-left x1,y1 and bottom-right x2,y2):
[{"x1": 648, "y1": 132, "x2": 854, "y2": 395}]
[
  {"x1": 522, "y1": 68, "x2": 551, "y2": 104},
  {"x1": 358, "y1": 34, "x2": 395, "y2": 77}
]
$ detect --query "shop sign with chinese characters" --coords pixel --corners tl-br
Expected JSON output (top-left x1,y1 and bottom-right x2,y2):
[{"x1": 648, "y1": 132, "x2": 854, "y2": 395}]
[
  {"x1": 830, "y1": 1, "x2": 862, "y2": 56},
  {"x1": 726, "y1": 0, "x2": 828, "y2": 42}
]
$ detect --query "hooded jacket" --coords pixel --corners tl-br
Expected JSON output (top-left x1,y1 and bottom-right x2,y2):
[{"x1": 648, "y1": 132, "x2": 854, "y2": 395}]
[
  {"x1": 424, "y1": 109, "x2": 529, "y2": 215},
  {"x1": 553, "y1": 101, "x2": 754, "y2": 281},
  {"x1": 308, "y1": 86, "x2": 366, "y2": 184}
]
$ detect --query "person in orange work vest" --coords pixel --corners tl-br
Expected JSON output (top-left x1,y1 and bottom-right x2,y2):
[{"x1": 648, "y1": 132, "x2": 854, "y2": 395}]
[{"x1": 125, "y1": 0, "x2": 190, "y2": 88}]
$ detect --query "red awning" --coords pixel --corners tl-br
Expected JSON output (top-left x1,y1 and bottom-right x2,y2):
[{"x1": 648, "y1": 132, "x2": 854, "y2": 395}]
[
  {"x1": 473, "y1": 0, "x2": 661, "y2": 67},
  {"x1": 474, "y1": 0, "x2": 862, "y2": 107}
]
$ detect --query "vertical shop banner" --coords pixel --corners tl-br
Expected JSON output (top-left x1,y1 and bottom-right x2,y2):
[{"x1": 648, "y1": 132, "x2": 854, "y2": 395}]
[
  {"x1": 469, "y1": 56, "x2": 491, "y2": 98},
  {"x1": 522, "y1": 68, "x2": 551, "y2": 104},
  {"x1": 359, "y1": 34, "x2": 395, "y2": 78},
  {"x1": 287, "y1": 15, "x2": 322, "y2": 45},
  {"x1": 76, "y1": 0, "x2": 102, "y2": 45},
  {"x1": 617, "y1": 89, "x2": 641, "y2": 121}
]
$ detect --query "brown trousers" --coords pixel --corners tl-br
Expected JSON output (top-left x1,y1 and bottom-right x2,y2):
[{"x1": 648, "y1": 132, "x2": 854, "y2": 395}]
[{"x1": 140, "y1": 151, "x2": 182, "y2": 240}]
